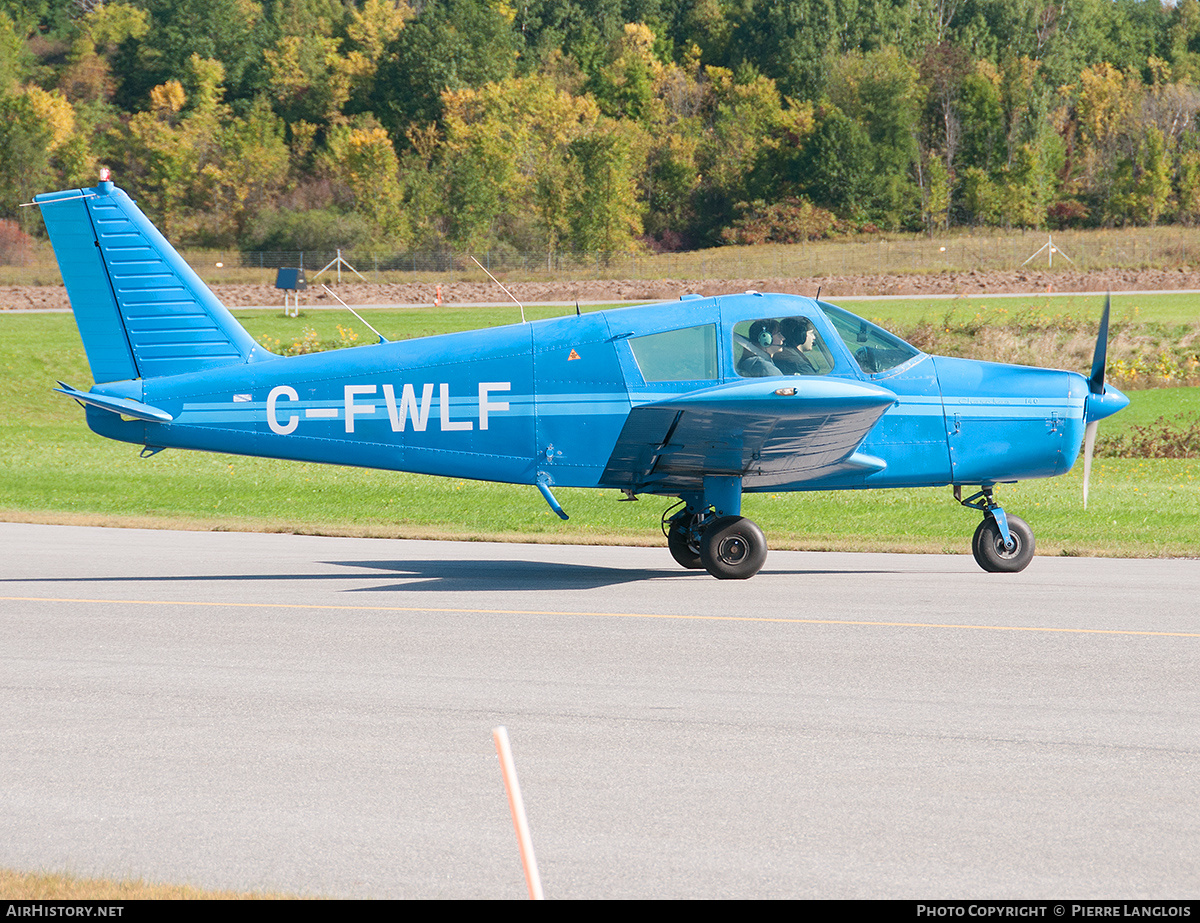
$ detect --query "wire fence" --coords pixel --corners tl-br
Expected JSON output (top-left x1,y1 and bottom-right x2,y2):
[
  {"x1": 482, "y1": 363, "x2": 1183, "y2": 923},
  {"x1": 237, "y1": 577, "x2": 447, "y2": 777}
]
[
  {"x1": 7, "y1": 227, "x2": 1200, "y2": 284},
  {"x1": 197, "y1": 229, "x2": 1200, "y2": 282}
]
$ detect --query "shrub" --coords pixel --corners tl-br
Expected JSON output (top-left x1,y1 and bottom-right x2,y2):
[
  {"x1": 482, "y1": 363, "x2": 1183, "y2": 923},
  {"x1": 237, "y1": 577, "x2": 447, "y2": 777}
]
[
  {"x1": 0, "y1": 218, "x2": 33, "y2": 266},
  {"x1": 257, "y1": 324, "x2": 359, "y2": 356},
  {"x1": 1097, "y1": 414, "x2": 1200, "y2": 458},
  {"x1": 722, "y1": 197, "x2": 842, "y2": 245},
  {"x1": 245, "y1": 207, "x2": 374, "y2": 252}
]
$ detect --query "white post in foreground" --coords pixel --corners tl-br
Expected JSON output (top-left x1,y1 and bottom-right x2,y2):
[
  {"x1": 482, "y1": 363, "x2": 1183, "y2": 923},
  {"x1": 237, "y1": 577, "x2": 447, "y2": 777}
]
[{"x1": 493, "y1": 725, "x2": 544, "y2": 900}]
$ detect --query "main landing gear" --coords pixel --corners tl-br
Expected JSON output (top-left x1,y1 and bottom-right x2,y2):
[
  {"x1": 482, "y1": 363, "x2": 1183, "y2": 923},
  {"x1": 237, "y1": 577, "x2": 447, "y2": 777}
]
[
  {"x1": 663, "y1": 477, "x2": 767, "y2": 579},
  {"x1": 956, "y1": 485, "x2": 1035, "y2": 573}
]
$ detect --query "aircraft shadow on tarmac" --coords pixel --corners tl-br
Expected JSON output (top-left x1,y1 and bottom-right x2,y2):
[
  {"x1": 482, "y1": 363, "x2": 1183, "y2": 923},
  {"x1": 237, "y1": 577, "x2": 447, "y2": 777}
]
[
  {"x1": 338, "y1": 558, "x2": 701, "y2": 591},
  {"x1": 5, "y1": 558, "x2": 888, "y2": 593},
  {"x1": 330, "y1": 558, "x2": 890, "y2": 592}
]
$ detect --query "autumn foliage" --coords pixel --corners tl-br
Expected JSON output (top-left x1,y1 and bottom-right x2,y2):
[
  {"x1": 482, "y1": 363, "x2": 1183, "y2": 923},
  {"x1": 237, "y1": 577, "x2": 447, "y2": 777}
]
[{"x1": 7, "y1": 0, "x2": 1200, "y2": 255}]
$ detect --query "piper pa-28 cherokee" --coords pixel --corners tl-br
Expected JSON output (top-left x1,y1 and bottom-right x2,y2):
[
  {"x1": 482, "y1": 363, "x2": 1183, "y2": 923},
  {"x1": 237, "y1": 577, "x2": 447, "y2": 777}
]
[{"x1": 35, "y1": 176, "x2": 1129, "y2": 579}]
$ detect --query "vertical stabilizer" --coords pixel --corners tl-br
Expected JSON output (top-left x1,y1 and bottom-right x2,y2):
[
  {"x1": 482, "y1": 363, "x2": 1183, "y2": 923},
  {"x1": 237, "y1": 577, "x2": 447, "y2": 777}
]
[{"x1": 35, "y1": 180, "x2": 265, "y2": 383}]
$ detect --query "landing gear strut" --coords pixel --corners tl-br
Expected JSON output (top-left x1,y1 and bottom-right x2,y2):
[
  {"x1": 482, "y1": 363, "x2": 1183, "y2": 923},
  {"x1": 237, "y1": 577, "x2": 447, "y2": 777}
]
[
  {"x1": 956, "y1": 485, "x2": 1036, "y2": 573},
  {"x1": 663, "y1": 477, "x2": 768, "y2": 579}
]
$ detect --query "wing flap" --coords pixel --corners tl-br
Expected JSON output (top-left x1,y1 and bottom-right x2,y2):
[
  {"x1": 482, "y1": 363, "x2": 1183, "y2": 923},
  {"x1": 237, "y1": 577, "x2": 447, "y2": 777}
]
[{"x1": 600, "y1": 378, "x2": 896, "y2": 492}]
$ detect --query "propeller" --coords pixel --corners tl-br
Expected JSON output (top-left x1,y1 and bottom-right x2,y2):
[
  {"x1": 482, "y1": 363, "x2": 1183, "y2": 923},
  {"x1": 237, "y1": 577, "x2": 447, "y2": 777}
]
[
  {"x1": 1082, "y1": 417, "x2": 1098, "y2": 509},
  {"x1": 1081, "y1": 294, "x2": 1129, "y2": 509}
]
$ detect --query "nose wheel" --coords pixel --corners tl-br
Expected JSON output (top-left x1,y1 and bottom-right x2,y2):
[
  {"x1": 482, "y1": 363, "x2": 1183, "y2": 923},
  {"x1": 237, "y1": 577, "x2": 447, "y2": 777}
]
[
  {"x1": 957, "y1": 486, "x2": 1036, "y2": 573},
  {"x1": 972, "y1": 514, "x2": 1035, "y2": 572}
]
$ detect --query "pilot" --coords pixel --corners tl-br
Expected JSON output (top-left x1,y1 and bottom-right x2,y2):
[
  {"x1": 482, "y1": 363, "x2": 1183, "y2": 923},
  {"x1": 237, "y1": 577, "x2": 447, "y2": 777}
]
[
  {"x1": 774, "y1": 316, "x2": 819, "y2": 375},
  {"x1": 738, "y1": 319, "x2": 783, "y2": 377}
]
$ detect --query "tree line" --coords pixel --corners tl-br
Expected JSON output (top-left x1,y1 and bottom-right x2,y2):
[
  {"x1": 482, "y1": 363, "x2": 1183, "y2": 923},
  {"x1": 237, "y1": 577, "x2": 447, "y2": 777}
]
[{"x1": 5, "y1": 0, "x2": 1200, "y2": 258}]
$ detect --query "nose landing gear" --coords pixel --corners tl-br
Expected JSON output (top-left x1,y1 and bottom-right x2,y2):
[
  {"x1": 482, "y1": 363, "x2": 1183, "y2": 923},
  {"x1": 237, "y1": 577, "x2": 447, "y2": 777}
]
[{"x1": 957, "y1": 485, "x2": 1036, "y2": 573}]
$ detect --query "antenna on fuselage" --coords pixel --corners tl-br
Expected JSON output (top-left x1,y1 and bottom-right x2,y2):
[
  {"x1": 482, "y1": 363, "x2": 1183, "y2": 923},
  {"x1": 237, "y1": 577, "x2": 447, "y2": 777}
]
[
  {"x1": 471, "y1": 256, "x2": 526, "y2": 324},
  {"x1": 815, "y1": 286, "x2": 822, "y2": 302},
  {"x1": 320, "y1": 284, "x2": 388, "y2": 343}
]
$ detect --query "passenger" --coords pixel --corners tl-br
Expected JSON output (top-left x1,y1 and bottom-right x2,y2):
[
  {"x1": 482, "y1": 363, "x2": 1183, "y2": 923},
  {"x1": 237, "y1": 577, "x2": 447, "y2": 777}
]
[
  {"x1": 738, "y1": 319, "x2": 783, "y2": 377},
  {"x1": 774, "y1": 316, "x2": 819, "y2": 375}
]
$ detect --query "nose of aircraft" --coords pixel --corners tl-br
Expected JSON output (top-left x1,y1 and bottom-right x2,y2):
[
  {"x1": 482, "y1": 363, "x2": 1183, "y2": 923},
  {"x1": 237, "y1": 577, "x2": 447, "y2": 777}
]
[{"x1": 1084, "y1": 383, "x2": 1130, "y2": 424}]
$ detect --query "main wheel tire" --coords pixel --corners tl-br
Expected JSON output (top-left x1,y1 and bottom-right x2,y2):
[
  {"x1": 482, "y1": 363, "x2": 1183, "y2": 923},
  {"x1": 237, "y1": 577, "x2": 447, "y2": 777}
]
[
  {"x1": 700, "y1": 515, "x2": 767, "y2": 580},
  {"x1": 667, "y1": 517, "x2": 704, "y2": 569},
  {"x1": 972, "y1": 514, "x2": 1035, "y2": 573}
]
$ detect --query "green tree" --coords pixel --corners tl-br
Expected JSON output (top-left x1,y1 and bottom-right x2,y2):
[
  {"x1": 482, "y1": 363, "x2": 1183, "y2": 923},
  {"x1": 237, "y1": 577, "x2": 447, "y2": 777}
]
[
  {"x1": 1109, "y1": 126, "x2": 1173, "y2": 226},
  {"x1": 439, "y1": 74, "x2": 602, "y2": 253},
  {"x1": 207, "y1": 95, "x2": 290, "y2": 241},
  {"x1": 567, "y1": 118, "x2": 646, "y2": 254},
  {"x1": 370, "y1": 0, "x2": 520, "y2": 139},
  {"x1": 113, "y1": 0, "x2": 268, "y2": 109},
  {"x1": 826, "y1": 46, "x2": 925, "y2": 227}
]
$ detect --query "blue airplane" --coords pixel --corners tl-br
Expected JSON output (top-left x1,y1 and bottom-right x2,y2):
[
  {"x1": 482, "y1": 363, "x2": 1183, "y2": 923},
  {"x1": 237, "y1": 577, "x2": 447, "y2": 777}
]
[{"x1": 34, "y1": 177, "x2": 1129, "y2": 579}]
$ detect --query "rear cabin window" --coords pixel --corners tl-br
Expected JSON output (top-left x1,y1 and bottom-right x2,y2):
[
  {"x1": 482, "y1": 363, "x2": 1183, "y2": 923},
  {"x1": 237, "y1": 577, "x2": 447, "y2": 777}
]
[
  {"x1": 629, "y1": 324, "x2": 718, "y2": 382},
  {"x1": 733, "y1": 316, "x2": 834, "y2": 378}
]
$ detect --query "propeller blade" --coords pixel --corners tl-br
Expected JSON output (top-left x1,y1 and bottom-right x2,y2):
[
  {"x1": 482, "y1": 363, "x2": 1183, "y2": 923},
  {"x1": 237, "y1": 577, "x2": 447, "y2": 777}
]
[
  {"x1": 1082, "y1": 419, "x2": 1098, "y2": 510},
  {"x1": 1088, "y1": 293, "x2": 1111, "y2": 395}
]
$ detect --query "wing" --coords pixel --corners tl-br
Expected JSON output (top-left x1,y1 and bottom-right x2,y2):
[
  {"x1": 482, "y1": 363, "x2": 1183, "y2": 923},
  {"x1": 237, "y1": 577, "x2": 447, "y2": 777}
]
[{"x1": 600, "y1": 378, "x2": 897, "y2": 492}]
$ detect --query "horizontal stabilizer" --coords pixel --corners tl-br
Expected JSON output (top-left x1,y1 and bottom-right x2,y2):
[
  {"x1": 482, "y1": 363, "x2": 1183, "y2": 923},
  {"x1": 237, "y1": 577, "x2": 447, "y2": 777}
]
[{"x1": 54, "y1": 382, "x2": 174, "y2": 423}]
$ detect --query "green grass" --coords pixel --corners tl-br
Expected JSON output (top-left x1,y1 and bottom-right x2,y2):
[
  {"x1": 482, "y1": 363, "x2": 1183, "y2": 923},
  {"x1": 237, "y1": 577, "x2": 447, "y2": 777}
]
[
  {"x1": 839, "y1": 292, "x2": 1200, "y2": 327},
  {"x1": 2, "y1": 298, "x2": 1199, "y2": 557}
]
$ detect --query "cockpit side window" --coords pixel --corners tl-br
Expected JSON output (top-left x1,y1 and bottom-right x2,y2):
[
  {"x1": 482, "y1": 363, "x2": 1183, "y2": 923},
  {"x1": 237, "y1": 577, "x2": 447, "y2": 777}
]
[
  {"x1": 628, "y1": 324, "x2": 718, "y2": 382},
  {"x1": 733, "y1": 316, "x2": 833, "y2": 378},
  {"x1": 822, "y1": 303, "x2": 920, "y2": 374}
]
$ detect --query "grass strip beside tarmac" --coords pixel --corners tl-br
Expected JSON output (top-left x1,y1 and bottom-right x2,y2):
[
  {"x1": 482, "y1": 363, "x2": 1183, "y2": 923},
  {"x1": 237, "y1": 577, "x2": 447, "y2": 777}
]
[{"x1": 2, "y1": 298, "x2": 1198, "y2": 558}]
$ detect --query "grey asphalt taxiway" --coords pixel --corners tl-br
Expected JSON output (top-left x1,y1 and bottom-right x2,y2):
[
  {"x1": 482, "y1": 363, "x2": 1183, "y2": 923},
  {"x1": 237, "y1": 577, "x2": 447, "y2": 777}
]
[{"x1": 2, "y1": 522, "x2": 1198, "y2": 899}]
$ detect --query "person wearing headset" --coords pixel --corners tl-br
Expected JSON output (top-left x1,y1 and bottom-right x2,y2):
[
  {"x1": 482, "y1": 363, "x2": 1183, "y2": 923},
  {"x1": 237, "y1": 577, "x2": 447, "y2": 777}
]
[
  {"x1": 738, "y1": 319, "x2": 783, "y2": 377},
  {"x1": 774, "y1": 316, "x2": 819, "y2": 375}
]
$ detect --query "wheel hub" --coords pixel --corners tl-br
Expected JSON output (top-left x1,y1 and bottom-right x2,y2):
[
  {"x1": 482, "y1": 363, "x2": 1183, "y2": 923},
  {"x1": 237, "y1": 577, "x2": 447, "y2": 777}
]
[{"x1": 717, "y1": 536, "x2": 748, "y2": 565}]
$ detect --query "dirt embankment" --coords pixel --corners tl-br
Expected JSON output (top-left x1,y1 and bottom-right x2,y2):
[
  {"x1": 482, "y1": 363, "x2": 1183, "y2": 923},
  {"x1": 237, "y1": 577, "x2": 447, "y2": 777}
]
[{"x1": 6, "y1": 267, "x2": 1200, "y2": 311}]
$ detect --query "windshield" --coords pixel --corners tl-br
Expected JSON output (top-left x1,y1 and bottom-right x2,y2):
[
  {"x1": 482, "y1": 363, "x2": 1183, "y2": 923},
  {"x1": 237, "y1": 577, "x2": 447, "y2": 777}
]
[{"x1": 821, "y1": 303, "x2": 921, "y2": 374}]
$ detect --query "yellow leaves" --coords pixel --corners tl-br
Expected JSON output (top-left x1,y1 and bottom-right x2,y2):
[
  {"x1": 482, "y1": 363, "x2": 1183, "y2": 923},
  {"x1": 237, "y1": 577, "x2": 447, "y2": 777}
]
[
  {"x1": 289, "y1": 119, "x2": 318, "y2": 161},
  {"x1": 325, "y1": 121, "x2": 406, "y2": 240},
  {"x1": 186, "y1": 54, "x2": 226, "y2": 114},
  {"x1": 406, "y1": 121, "x2": 441, "y2": 163},
  {"x1": 1148, "y1": 56, "x2": 1172, "y2": 89},
  {"x1": 346, "y1": 126, "x2": 398, "y2": 181},
  {"x1": 347, "y1": 0, "x2": 412, "y2": 63},
  {"x1": 974, "y1": 59, "x2": 1001, "y2": 89},
  {"x1": 1077, "y1": 62, "x2": 1134, "y2": 146},
  {"x1": 443, "y1": 76, "x2": 600, "y2": 159},
  {"x1": 80, "y1": 2, "x2": 149, "y2": 51},
  {"x1": 492, "y1": 1, "x2": 517, "y2": 25},
  {"x1": 21, "y1": 86, "x2": 74, "y2": 151},
  {"x1": 620, "y1": 22, "x2": 658, "y2": 71},
  {"x1": 149, "y1": 80, "x2": 186, "y2": 118},
  {"x1": 264, "y1": 36, "x2": 315, "y2": 100}
]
